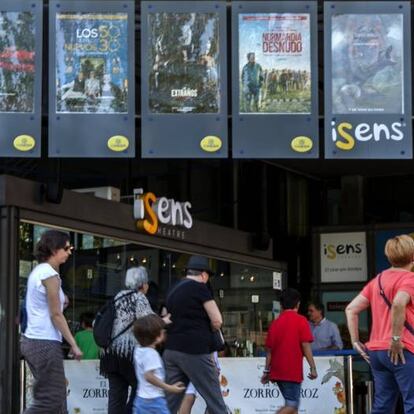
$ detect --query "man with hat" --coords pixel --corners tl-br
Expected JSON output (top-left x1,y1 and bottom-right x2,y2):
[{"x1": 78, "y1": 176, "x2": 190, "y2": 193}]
[{"x1": 163, "y1": 255, "x2": 228, "y2": 414}]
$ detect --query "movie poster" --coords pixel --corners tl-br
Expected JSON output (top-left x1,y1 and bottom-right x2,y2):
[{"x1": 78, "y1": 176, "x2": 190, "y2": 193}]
[
  {"x1": 331, "y1": 14, "x2": 404, "y2": 114},
  {"x1": 0, "y1": 12, "x2": 35, "y2": 113},
  {"x1": 239, "y1": 13, "x2": 311, "y2": 114},
  {"x1": 56, "y1": 13, "x2": 128, "y2": 114},
  {"x1": 148, "y1": 12, "x2": 220, "y2": 113}
]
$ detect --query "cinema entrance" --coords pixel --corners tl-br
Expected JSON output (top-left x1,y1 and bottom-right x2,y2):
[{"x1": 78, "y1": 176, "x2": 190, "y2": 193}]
[{"x1": 0, "y1": 175, "x2": 285, "y2": 414}]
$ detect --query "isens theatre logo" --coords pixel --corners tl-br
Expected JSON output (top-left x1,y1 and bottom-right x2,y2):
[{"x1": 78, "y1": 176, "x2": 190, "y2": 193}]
[
  {"x1": 133, "y1": 188, "x2": 193, "y2": 236},
  {"x1": 323, "y1": 241, "x2": 363, "y2": 260},
  {"x1": 331, "y1": 120, "x2": 404, "y2": 151}
]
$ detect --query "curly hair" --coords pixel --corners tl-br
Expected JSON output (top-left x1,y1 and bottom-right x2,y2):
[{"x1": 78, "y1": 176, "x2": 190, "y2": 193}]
[{"x1": 35, "y1": 230, "x2": 71, "y2": 262}]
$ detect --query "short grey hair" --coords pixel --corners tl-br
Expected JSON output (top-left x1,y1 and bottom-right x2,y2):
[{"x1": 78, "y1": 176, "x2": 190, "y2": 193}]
[{"x1": 125, "y1": 266, "x2": 149, "y2": 289}]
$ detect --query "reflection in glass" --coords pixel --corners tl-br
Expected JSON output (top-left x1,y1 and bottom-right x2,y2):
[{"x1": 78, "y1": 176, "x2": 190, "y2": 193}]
[{"x1": 18, "y1": 222, "x2": 278, "y2": 357}]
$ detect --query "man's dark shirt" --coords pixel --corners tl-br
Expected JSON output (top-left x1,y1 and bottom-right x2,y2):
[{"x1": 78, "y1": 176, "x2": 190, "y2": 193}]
[{"x1": 165, "y1": 279, "x2": 213, "y2": 354}]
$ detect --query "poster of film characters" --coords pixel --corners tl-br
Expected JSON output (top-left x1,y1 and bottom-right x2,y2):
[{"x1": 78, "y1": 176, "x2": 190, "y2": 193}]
[
  {"x1": 0, "y1": 12, "x2": 35, "y2": 113},
  {"x1": 148, "y1": 12, "x2": 220, "y2": 113},
  {"x1": 331, "y1": 14, "x2": 404, "y2": 114},
  {"x1": 239, "y1": 13, "x2": 311, "y2": 114},
  {"x1": 56, "y1": 13, "x2": 128, "y2": 114}
]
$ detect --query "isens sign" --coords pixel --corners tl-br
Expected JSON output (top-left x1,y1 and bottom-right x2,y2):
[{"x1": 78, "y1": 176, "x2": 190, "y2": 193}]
[{"x1": 133, "y1": 189, "x2": 193, "y2": 235}]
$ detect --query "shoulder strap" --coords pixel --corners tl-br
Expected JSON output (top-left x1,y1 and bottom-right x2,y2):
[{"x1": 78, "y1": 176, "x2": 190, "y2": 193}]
[
  {"x1": 114, "y1": 290, "x2": 135, "y2": 303},
  {"x1": 166, "y1": 279, "x2": 193, "y2": 302},
  {"x1": 378, "y1": 272, "x2": 414, "y2": 336},
  {"x1": 378, "y1": 273, "x2": 392, "y2": 308},
  {"x1": 112, "y1": 321, "x2": 134, "y2": 342}
]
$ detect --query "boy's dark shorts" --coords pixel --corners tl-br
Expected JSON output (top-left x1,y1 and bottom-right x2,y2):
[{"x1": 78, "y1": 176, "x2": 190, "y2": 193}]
[{"x1": 276, "y1": 380, "x2": 301, "y2": 408}]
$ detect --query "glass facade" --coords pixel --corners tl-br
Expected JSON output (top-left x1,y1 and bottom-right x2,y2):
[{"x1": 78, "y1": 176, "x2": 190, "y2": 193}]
[{"x1": 19, "y1": 221, "x2": 279, "y2": 357}]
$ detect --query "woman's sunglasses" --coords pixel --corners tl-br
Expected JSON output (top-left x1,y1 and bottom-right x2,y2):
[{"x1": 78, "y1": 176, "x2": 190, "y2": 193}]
[{"x1": 63, "y1": 245, "x2": 74, "y2": 252}]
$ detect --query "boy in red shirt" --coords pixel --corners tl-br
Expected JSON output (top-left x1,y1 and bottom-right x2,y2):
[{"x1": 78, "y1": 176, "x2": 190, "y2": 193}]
[{"x1": 261, "y1": 288, "x2": 317, "y2": 414}]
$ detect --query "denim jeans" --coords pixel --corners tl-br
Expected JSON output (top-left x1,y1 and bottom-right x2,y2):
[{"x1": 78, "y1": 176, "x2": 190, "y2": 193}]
[
  {"x1": 276, "y1": 381, "x2": 301, "y2": 408},
  {"x1": 369, "y1": 349, "x2": 414, "y2": 414},
  {"x1": 133, "y1": 396, "x2": 170, "y2": 414}
]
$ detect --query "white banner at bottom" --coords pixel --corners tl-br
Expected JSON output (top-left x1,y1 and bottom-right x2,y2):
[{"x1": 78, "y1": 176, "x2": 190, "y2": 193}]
[
  {"x1": 24, "y1": 360, "x2": 109, "y2": 414},
  {"x1": 24, "y1": 356, "x2": 346, "y2": 414},
  {"x1": 192, "y1": 357, "x2": 346, "y2": 414}
]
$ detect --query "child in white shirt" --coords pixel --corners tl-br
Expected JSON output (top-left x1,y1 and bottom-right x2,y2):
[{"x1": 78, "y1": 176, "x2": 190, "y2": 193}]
[{"x1": 133, "y1": 314, "x2": 185, "y2": 414}]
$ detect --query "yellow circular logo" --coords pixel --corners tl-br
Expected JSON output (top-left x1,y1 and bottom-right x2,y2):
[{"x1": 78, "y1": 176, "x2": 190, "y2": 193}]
[
  {"x1": 200, "y1": 136, "x2": 222, "y2": 153},
  {"x1": 107, "y1": 135, "x2": 129, "y2": 152},
  {"x1": 13, "y1": 135, "x2": 36, "y2": 152},
  {"x1": 291, "y1": 136, "x2": 313, "y2": 153}
]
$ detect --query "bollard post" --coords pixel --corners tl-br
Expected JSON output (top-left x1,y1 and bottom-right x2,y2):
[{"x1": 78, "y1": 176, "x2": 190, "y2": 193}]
[
  {"x1": 346, "y1": 355, "x2": 354, "y2": 414},
  {"x1": 20, "y1": 361, "x2": 25, "y2": 413},
  {"x1": 365, "y1": 380, "x2": 374, "y2": 413}
]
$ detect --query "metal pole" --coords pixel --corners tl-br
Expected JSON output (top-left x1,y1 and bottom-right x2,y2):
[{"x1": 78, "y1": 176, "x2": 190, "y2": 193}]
[
  {"x1": 366, "y1": 380, "x2": 374, "y2": 413},
  {"x1": 233, "y1": 161, "x2": 238, "y2": 230},
  {"x1": 346, "y1": 355, "x2": 354, "y2": 414},
  {"x1": 0, "y1": 206, "x2": 20, "y2": 414},
  {"x1": 19, "y1": 361, "x2": 25, "y2": 413}
]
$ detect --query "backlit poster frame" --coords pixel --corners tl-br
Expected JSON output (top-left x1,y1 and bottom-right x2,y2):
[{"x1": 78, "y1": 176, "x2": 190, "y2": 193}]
[
  {"x1": 49, "y1": 0, "x2": 135, "y2": 158},
  {"x1": 324, "y1": 2, "x2": 412, "y2": 159},
  {"x1": 0, "y1": 0, "x2": 42, "y2": 157},
  {"x1": 141, "y1": 1, "x2": 227, "y2": 158},
  {"x1": 232, "y1": 1, "x2": 319, "y2": 159}
]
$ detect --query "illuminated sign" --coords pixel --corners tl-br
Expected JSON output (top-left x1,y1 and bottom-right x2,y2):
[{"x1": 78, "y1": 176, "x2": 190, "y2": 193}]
[
  {"x1": 133, "y1": 188, "x2": 193, "y2": 236},
  {"x1": 331, "y1": 121, "x2": 404, "y2": 151}
]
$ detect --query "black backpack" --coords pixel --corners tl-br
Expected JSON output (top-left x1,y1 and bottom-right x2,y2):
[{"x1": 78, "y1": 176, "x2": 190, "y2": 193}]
[{"x1": 93, "y1": 291, "x2": 135, "y2": 348}]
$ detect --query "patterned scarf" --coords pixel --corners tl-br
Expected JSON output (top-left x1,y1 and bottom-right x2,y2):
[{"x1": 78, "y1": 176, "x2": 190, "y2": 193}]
[{"x1": 103, "y1": 290, "x2": 153, "y2": 359}]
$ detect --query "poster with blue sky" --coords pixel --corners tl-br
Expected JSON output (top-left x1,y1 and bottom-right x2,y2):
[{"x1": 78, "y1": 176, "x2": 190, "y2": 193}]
[
  {"x1": 239, "y1": 13, "x2": 311, "y2": 114},
  {"x1": 55, "y1": 12, "x2": 128, "y2": 114}
]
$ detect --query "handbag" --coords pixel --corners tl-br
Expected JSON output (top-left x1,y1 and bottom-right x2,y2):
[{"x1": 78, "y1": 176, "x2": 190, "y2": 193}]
[
  {"x1": 211, "y1": 329, "x2": 225, "y2": 352},
  {"x1": 377, "y1": 272, "x2": 414, "y2": 336}
]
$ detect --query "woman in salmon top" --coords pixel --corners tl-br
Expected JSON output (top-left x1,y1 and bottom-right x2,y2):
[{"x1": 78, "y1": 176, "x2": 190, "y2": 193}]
[{"x1": 346, "y1": 234, "x2": 414, "y2": 414}]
